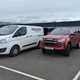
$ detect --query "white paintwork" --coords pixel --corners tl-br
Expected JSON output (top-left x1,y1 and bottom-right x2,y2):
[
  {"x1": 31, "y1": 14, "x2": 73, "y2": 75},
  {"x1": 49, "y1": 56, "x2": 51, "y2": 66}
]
[
  {"x1": 0, "y1": 25, "x2": 44, "y2": 55},
  {"x1": 73, "y1": 71, "x2": 80, "y2": 80}
]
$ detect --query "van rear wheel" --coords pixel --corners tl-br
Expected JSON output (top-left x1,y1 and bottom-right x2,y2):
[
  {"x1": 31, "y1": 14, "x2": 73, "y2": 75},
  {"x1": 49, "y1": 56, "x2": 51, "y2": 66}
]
[
  {"x1": 9, "y1": 46, "x2": 20, "y2": 57},
  {"x1": 37, "y1": 41, "x2": 40, "y2": 49},
  {"x1": 42, "y1": 49, "x2": 47, "y2": 54}
]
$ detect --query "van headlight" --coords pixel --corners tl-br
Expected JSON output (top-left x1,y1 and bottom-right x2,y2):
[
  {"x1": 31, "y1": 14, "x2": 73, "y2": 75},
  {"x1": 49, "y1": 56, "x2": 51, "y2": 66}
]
[{"x1": 0, "y1": 39, "x2": 8, "y2": 44}]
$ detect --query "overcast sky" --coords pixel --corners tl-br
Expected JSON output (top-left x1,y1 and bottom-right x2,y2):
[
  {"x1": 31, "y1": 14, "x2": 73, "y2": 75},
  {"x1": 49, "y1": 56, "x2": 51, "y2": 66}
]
[{"x1": 0, "y1": 0, "x2": 80, "y2": 18}]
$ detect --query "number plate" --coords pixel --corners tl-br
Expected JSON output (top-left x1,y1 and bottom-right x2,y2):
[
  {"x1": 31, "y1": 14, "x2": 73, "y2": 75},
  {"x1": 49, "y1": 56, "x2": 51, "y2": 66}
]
[{"x1": 44, "y1": 47, "x2": 54, "y2": 50}]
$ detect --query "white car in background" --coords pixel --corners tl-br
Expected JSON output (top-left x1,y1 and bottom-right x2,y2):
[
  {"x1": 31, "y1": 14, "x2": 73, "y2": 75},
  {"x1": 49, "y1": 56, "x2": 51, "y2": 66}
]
[{"x1": 0, "y1": 25, "x2": 44, "y2": 57}]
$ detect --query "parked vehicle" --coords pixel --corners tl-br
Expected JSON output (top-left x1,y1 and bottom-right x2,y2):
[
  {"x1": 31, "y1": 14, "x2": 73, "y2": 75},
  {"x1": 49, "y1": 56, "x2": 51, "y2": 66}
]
[
  {"x1": 40, "y1": 27, "x2": 80, "y2": 56},
  {"x1": 0, "y1": 25, "x2": 44, "y2": 56}
]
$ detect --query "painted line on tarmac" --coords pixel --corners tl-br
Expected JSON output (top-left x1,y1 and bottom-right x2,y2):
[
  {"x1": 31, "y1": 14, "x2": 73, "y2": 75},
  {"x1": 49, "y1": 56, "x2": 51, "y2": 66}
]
[
  {"x1": 73, "y1": 71, "x2": 80, "y2": 80},
  {"x1": 0, "y1": 65, "x2": 46, "y2": 80}
]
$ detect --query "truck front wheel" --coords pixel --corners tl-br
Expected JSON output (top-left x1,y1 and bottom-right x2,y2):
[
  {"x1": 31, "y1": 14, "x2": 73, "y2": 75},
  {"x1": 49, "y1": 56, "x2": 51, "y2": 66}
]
[
  {"x1": 64, "y1": 44, "x2": 71, "y2": 56},
  {"x1": 76, "y1": 43, "x2": 79, "y2": 49}
]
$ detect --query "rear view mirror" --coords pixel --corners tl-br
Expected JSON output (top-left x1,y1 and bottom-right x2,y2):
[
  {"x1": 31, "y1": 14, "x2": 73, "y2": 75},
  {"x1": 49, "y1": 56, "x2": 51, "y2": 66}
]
[
  {"x1": 70, "y1": 34, "x2": 75, "y2": 37},
  {"x1": 70, "y1": 34, "x2": 75, "y2": 36},
  {"x1": 77, "y1": 31, "x2": 80, "y2": 33}
]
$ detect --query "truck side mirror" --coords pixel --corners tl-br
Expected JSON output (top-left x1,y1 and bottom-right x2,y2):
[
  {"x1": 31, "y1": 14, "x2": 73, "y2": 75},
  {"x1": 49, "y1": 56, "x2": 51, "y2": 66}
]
[{"x1": 71, "y1": 33, "x2": 75, "y2": 35}]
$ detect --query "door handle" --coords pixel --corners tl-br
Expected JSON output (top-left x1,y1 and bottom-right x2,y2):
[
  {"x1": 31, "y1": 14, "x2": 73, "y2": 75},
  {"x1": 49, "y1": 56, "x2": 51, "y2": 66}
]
[
  {"x1": 26, "y1": 35, "x2": 32, "y2": 38},
  {"x1": 30, "y1": 35, "x2": 32, "y2": 37}
]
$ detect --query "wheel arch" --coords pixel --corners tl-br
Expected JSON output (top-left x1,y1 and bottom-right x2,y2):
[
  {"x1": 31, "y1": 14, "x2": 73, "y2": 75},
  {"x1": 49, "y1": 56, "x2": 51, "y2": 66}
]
[
  {"x1": 64, "y1": 38, "x2": 71, "y2": 48},
  {"x1": 10, "y1": 44, "x2": 21, "y2": 51}
]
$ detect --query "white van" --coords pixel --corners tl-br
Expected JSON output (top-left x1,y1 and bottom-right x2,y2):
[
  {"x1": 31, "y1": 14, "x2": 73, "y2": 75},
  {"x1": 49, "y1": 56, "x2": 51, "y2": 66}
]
[{"x1": 0, "y1": 25, "x2": 44, "y2": 56}]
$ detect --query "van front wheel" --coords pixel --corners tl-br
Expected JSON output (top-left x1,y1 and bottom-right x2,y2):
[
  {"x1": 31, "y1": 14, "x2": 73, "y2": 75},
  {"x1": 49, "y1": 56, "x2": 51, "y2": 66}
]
[{"x1": 9, "y1": 46, "x2": 20, "y2": 57}]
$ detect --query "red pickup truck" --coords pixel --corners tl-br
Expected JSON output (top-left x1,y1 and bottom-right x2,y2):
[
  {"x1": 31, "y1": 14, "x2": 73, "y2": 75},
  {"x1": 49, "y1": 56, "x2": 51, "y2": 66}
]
[{"x1": 40, "y1": 27, "x2": 80, "y2": 56}]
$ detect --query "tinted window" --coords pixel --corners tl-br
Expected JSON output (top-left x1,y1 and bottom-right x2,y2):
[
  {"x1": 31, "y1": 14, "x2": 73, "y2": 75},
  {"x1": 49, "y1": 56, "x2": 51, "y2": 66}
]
[
  {"x1": 51, "y1": 27, "x2": 73, "y2": 35},
  {"x1": 13, "y1": 27, "x2": 27, "y2": 37}
]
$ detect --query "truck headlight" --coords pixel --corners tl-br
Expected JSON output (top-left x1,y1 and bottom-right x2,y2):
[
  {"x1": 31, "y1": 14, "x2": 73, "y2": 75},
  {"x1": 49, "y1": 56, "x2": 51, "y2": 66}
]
[
  {"x1": 58, "y1": 39, "x2": 65, "y2": 46},
  {"x1": 58, "y1": 39, "x2": 65, "y2": 43},
  {"x1": 0, "y1": 39, "x2": 8, "y2": 44}
]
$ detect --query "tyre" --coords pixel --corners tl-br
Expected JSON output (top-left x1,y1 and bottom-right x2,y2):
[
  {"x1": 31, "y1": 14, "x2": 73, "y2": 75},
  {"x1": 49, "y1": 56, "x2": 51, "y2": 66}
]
[
  {"x1": 9, "y1": 46, "x2": 20, "y2": 57},
  {"x1": 42, "y1": 49, "x2": 47, "y2": 54},
  {"x1": 75, "y1": 43, "x2": 79, "y2": 49},
  {"x1": 37, "y1": 41, "x2": 40, "y2": 49},
  {"x1": 64, "y1": 44, "x2": 71, "y2": 56}
]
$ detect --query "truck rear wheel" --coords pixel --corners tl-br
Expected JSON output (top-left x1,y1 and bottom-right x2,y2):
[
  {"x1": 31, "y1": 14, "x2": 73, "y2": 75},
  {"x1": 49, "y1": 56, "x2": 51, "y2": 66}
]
[{"x1": 64, "y1": 44, "x2": 71, "y2": 56}]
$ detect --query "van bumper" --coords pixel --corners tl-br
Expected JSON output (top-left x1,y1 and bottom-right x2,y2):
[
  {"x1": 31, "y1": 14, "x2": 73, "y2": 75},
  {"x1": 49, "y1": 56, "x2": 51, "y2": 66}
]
[{"x1": 0, "y1": 44, "x2": 11, "y2": 55}]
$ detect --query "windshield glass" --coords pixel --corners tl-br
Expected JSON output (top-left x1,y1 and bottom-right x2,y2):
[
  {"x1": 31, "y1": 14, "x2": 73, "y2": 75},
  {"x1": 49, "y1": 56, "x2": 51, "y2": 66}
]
[
  {"x1": 50, "y1": 27, "x2": 73, "y2": 35},
  {"x1": 0, "y1": 25, "x2": 18, "y2": 35}
]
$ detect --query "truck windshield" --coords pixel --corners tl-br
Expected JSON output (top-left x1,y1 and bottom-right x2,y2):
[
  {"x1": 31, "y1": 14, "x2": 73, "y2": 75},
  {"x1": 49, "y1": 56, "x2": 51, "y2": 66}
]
[
  {"x1": 0, "y1": 25, "x2": 18, "y2": 35},
  {"x1": 50, "y1": 28, "x2": 72, "y2": 35}
]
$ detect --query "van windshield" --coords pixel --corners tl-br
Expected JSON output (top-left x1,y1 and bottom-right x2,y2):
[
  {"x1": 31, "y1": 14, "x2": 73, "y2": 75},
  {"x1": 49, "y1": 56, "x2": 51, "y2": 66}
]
[{"x1": 0, "y1": 25, "x2": 18, "y2": 35}]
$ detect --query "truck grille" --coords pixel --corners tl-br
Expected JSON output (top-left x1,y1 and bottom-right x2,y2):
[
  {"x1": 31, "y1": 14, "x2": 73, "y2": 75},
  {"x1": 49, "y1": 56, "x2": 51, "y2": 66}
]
[
  {"x1": 44, "y1": 39, "x2": 63, "y2": 47},
  {"x1": 44, "y1": 39, "x2": 57, "y2": 46}
]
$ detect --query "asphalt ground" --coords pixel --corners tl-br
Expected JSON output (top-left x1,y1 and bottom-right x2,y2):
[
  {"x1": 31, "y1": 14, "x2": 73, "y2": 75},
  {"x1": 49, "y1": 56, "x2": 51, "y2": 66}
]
[{"x1": 0, "y1": 48, "x2": 80, "y2": 80}]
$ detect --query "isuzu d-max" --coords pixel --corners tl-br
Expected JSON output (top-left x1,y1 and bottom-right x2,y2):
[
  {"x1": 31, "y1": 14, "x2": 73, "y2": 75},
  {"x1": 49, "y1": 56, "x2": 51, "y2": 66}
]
[{"x1": 40, "y1": 27, "x2": 80, "y2": 56}]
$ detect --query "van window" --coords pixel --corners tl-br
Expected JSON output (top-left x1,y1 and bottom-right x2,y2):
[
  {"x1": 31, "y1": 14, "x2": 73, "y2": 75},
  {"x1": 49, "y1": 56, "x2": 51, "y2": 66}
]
[
  {"x1": 0, "y1": 25, "x2": 18, "y2": 35},
  {"x1": 32, "y1": 28, "x2": 41, "y2": 32},
  {"x1": 13, "y1": 27, "x2": 27, "y2": 37}
]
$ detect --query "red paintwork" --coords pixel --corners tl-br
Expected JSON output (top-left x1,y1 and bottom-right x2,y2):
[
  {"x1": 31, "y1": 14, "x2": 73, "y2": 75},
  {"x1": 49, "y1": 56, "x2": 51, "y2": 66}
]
[{"x1": 40, "y1": 32, "x2": 80, "y2": 51}]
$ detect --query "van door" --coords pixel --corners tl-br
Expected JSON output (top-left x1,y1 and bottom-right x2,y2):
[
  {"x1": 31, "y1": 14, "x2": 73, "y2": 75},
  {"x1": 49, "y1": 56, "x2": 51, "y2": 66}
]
[
  {"x1": 27, "y1": 27, "x2": 37, "y2": 47},
  {"x1": 13, "y1": 27, "x2": 31, "y2": 50},
  {"x1": 30, "y1": 27, "x2": 43, "y2": 47}
]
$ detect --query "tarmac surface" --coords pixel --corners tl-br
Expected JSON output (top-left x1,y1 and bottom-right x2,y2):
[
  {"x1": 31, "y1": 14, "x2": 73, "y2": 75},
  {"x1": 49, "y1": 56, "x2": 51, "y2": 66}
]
[{"x1": 0, "y1": 48, "x2": 80, "y2": 80}]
